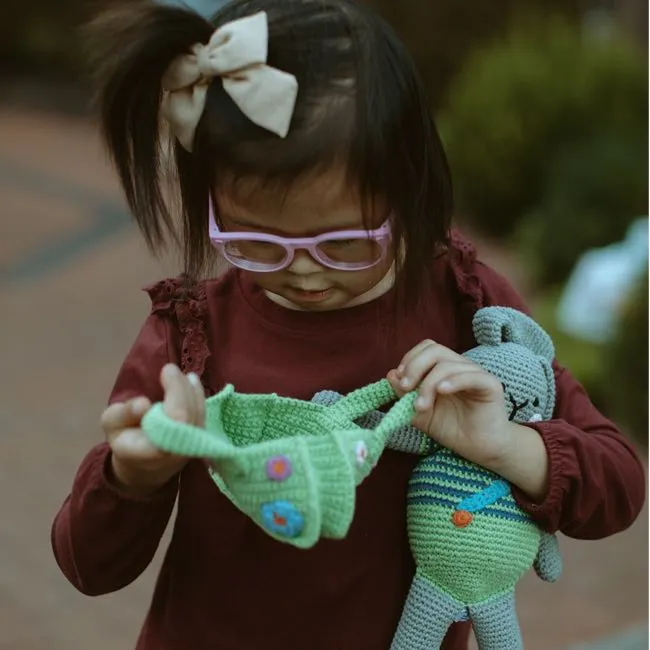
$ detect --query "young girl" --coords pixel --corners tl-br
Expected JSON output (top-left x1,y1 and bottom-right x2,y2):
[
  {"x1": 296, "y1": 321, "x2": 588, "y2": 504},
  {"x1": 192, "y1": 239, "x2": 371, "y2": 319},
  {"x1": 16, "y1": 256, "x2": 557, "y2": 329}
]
[{"x1": 51, "y1": 1, "x2": 645, "y2": 648}]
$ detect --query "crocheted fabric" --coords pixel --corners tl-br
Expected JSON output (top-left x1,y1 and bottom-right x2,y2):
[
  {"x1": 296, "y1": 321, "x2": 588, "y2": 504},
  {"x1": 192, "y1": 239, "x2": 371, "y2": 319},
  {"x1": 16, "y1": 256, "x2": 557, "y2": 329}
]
[
  {"x1": 312, "y1": 389, "x2": 435, "y2": 456},
  {"x1": 312, "y1": 307, "x2": 564, "y2": 650},
  {"x1": 142, "y1": 376, "x2": 417, "y2": 548},
  {"x1": 390, "y1": 306, "x2": 562, "y2": 650},
  {"x1": 141, "y1": 305, "x2": 564, "y2": 649}
]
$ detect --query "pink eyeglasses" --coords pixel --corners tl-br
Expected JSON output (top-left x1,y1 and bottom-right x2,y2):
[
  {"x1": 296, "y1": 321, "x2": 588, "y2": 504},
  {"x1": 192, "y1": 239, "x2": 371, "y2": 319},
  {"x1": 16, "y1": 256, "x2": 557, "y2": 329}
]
[{"x1": 208, "y1": 196, "x2": 392, "y2": 272}]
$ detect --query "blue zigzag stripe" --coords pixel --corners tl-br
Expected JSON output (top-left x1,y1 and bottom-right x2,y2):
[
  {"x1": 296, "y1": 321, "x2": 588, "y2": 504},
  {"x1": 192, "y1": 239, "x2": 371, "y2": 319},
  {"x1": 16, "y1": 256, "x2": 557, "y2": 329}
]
[{"x1": 409, "y1": 482, "x2": 520, "y2": 516}]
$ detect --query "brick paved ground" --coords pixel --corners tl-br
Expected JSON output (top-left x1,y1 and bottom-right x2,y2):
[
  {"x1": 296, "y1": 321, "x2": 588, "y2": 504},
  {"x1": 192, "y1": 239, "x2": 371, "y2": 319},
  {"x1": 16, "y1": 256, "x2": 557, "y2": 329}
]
[{"x1": 0, "y1": 106, "x2": 647, "y2": 650}]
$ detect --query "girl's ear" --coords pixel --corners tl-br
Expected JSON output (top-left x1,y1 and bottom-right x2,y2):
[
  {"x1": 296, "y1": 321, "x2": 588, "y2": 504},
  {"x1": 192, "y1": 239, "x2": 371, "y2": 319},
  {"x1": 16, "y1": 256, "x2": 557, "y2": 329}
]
[{"x1": 472, "y1": 307, "x2": 555, "y2": 361}]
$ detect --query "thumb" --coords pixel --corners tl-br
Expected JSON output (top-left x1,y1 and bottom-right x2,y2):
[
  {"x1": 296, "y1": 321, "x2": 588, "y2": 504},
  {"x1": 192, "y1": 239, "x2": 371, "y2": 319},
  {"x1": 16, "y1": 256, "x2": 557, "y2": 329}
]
[
  {"x1": 101, "y1": 397, "x2": 152, "y2": 433},
  {"x1": 386, "y1": 369, "x2": 408, "y2": 398}
]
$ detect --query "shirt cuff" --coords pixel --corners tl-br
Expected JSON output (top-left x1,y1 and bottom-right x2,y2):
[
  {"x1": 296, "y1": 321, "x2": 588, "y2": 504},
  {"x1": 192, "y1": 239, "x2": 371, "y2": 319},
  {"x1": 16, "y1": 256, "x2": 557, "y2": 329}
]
[
  {"x1": 98, "y1": 445, "x2": 180, "y2": 504},
  {"x1": 511, "y1": 421, "x2": 573, "y2": 531}
]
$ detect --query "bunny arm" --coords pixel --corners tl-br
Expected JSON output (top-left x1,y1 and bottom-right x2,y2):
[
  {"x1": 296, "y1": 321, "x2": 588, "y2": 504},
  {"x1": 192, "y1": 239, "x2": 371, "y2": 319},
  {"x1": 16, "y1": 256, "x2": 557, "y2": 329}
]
[
  {"x1": 533, "y1": 531, "x2": 563, "y2": 583},
  {"x1": 311, "y1": 390, "x2": 435, "y2": 456}
]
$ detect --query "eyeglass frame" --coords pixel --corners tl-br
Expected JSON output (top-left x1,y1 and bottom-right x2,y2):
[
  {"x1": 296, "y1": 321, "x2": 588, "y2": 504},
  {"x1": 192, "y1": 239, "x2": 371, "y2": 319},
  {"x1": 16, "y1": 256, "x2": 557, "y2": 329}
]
[{"x1": 208, "y1": 195, "x2": 392, "y2": 273}]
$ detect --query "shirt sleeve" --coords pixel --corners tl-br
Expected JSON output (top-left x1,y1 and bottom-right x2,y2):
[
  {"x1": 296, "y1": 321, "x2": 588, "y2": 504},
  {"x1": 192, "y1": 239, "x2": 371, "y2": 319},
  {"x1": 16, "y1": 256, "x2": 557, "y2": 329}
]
[
  {"x1": 473, "y1": 261, "x2": 646, "y2": 538},
  {"x1": 51, "y1": 311, "x2": 180, "y2": 595}
]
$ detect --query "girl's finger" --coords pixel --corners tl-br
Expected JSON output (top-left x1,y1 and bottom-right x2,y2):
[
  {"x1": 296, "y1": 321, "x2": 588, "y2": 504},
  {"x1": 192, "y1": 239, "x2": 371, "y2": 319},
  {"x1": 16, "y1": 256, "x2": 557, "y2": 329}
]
[
  {"x1": 110, "y1": 427, "x2": 168, "y2": 460},
  {"x1": 161, "y1": 364, "x2": 193, "y2": 423},
  {"x1": 101, "y1": 397, "x2": 151, "y2": 433},
  {"x1": 387, "y1": 368, "x2": 407, "y2": 396},
  {"x1": 399, "y1": 343, "x2": 470, "y2": 392},
  {"x1": 187, "y1": 372, "x2": 206, "y2": 427},
  {"x1": 414, "y1": 362, "x2": 484, "y2": 411},
  {"x1": 435, "y1": 369, "x2": 503, "y2": 401},
  {"x1": 395, "y1": 339, "x2": 437, "y2": 375},
  {"x1": 130, "y1": 396, "x2": 152, "y2": 419}
]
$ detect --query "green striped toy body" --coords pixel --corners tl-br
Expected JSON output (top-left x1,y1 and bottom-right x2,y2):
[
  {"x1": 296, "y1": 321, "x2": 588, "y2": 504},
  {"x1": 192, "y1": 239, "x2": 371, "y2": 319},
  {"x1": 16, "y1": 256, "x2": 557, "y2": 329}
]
[{"x1": 407, "y1": 449, "x2": 541, "y2": 605}]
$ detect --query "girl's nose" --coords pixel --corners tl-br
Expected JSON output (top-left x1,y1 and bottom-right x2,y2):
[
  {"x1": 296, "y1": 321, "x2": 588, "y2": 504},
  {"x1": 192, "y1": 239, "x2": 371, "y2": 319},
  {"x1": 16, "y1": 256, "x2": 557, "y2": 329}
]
[{"x1": 286, "y1": 249, "x2": 326, "y2": 275}]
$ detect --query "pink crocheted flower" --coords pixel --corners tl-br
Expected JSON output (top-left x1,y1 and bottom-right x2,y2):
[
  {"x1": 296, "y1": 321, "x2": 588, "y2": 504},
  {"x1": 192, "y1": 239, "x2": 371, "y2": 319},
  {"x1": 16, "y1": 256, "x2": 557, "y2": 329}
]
[
  {"x1": 354, "y1": 441, "x2": 368, "y2": 466},
  {"x1": 266, "y1": 455, "x2": 293, "y2": 481}
]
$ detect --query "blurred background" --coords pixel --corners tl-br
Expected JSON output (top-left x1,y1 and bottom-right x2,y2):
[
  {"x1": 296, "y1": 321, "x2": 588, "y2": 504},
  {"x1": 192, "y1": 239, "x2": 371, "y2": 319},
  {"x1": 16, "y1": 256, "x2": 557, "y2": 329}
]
[{"x1": 0, "y1": 0, "x2": 647, "y2": 648}]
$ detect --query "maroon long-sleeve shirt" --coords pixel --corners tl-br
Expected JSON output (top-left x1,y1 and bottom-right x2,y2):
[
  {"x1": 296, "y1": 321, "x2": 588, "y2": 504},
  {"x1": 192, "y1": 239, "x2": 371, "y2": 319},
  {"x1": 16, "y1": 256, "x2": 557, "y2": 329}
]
[{"x1": 51, "y1": 237, "x2": 646, "y2": 649}]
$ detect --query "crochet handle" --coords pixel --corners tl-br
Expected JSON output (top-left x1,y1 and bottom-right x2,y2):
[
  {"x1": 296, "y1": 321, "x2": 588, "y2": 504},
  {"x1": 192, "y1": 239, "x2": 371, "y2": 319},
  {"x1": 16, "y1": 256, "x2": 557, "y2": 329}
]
[
  {"x1": 328, "y1": 378, "x2": 417, "y2": 436},
  {"x1": 374, "y1": 391, "x2": 418, "y2": 439},
  {"x1": 328, "y1": 379, "x2": 397, "y2": 420}
]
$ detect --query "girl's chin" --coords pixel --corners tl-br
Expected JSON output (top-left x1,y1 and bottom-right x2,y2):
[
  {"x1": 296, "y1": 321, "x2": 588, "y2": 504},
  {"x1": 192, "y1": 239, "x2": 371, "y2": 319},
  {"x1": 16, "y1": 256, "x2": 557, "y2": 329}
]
[{"x1": 265, "y1": 287, "x2": 346, "y2": 311}]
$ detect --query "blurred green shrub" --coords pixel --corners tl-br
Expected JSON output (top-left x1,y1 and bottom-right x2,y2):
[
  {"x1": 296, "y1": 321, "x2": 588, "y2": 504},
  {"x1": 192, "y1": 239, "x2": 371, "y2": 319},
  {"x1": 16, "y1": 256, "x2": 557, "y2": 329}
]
[
  {"x1": 532, "y1": 286, "x2": 607, "y2": 410},
  {"x1": 438, "y1": 17, "x2": 648, "y2": 238},
  {"x1": 362, "y1": 0, "x2": 582, "y2": 111},
  {"x1": 516, "y1": 132, "x2": 648, "y2": 288},
  {"x1": 533, "y1": 272, "x2": 648, "y2": 448},
  {"x1": 602, "y1": 271, "x2": 649, "y2": 448}
]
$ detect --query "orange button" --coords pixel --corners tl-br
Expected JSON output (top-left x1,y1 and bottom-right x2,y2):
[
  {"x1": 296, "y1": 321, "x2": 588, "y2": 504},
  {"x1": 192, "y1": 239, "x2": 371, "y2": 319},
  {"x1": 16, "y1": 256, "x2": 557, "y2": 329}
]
[{"x1": 452, "y1": 510, "x2": 473, "y2": 528}]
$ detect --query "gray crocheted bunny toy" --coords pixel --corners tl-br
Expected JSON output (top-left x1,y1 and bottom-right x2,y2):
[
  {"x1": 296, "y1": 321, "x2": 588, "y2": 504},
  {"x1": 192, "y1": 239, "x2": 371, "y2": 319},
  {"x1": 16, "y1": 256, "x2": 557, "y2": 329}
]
[{"x1": 314, "y1": 306, "x2": 563, "y2": 650}]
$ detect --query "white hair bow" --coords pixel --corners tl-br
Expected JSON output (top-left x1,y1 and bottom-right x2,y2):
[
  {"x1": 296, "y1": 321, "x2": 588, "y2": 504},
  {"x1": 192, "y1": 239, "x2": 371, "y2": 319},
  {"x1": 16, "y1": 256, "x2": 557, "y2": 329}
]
[{"x1": 161, "y1": 11, "x2": 298, "y2": 151}]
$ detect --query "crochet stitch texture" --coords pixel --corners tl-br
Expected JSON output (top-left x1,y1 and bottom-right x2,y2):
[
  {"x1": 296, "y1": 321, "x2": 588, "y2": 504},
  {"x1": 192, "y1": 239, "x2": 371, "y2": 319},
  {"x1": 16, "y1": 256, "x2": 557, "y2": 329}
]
[
  {"x1": 142, "y1": 371, "x2": 411, "y2": 548},
  {"x1": 141, "y1": 306, "x2": 563, "y2": 648},
  {"x1": 315, "y1": 306, "x2": 564, "y2": 650}
]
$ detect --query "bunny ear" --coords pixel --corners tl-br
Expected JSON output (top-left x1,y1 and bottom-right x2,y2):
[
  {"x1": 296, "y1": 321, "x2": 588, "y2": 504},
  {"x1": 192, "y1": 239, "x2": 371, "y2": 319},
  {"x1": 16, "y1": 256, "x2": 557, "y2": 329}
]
[
  {"x1": 473, "y1": 307, "x2": 555, "y2": 361},
  {"x1": 540, "y1": 358, "x2": 557, "y2": 419}
]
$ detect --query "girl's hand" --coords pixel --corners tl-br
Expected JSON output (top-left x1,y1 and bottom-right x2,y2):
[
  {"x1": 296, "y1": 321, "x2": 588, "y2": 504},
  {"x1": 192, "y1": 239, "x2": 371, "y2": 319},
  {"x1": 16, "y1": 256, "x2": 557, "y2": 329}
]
[
  {"x1": 387, "y1": 340, "x2": 513, "y2": 468},
  {"x1": 102, "y1": 364, "x2": 205, "y2": 496}
]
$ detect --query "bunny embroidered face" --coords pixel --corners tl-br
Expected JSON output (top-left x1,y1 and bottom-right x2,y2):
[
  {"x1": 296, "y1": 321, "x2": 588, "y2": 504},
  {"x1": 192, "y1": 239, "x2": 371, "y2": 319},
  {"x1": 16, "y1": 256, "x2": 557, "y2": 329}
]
[
  {"x1": 463, "y1": 307, "x2": 556, "y2": 425},
  {"x1": 464, "y1": 343, "x2": 554, "y2": 424}
]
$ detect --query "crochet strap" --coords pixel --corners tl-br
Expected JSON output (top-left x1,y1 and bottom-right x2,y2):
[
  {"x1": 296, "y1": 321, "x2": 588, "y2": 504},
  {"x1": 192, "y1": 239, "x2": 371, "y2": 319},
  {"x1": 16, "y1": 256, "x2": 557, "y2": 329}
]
[
  {"x1": 328, "y1": 379, "x2": 418, "y2": 437},
  {"x1": 142, "y1": 404, "x2": 239, "y2": 461},
  {"x1": 142, "y1": 380, "x2": 419, "y2": 459},
  {"x1": 374, "y1": 391, "x2": 418, "y2": 439},
  {"x1": 327, "y1": 379, "x2": 397, "y2": 420}
]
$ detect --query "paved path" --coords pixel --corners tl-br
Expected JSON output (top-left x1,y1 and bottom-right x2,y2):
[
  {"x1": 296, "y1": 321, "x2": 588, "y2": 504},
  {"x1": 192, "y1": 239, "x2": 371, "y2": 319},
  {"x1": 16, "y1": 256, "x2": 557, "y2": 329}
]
[
  {"x1": 0, "y1": 106, "x2": 647, "y2": 649},
  {"x1": 569, "y1": 626, "x2": 648, "y2": 650}
]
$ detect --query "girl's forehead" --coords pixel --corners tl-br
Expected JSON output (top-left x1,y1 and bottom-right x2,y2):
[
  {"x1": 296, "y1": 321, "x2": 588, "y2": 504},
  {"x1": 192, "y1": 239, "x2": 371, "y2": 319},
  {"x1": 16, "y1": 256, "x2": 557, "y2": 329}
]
[
  {"x1": 217, "y1": 168, "x2": 354, "y2": 208},
  {"x1": 214, "y1": 168, "x2": 385, "y2": 233}
]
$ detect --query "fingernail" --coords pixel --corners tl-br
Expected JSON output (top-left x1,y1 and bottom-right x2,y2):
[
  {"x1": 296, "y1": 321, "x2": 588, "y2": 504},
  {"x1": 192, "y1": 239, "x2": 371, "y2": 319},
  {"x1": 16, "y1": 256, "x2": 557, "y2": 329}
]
[
  {"x1": 439, "y1": 381, "x2": 452, "y2": 391},
  {"x1": 165, "y1": 364, "x2": 180, "y2": 376},
  {"x1": 400, "y1": 377, "x2": 410, "y2": 389},
  {"x1": 415, "y1": 396, "x2": 428, "y2": 410},
  {"x1": 188, "y1": 372, "x2": 201, "y2": 386}
]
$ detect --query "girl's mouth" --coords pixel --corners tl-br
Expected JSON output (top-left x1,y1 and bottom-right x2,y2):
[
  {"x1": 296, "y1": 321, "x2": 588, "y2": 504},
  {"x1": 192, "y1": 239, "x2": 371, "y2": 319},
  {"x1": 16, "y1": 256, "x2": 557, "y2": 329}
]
[{"x1": 286, "y1": 287, "x2": 334, "y2": 303}]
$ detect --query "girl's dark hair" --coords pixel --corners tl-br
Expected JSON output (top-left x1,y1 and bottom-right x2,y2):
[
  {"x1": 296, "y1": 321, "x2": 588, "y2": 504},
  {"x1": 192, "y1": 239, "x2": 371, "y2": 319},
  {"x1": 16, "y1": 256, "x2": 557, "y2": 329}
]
[{"x1": 88, "y1": 0, "x2": 453, "y2": 307}]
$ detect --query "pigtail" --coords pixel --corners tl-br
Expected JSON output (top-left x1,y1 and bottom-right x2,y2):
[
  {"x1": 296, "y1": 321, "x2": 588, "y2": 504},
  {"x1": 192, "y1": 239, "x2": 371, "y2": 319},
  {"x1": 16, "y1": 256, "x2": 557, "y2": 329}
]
[
  {"x1": 346, "y1": 4, "x2": 453, "y2": 313},
  {"x1": 85, "y1": 1, "x2": 214, "y2": 260}
]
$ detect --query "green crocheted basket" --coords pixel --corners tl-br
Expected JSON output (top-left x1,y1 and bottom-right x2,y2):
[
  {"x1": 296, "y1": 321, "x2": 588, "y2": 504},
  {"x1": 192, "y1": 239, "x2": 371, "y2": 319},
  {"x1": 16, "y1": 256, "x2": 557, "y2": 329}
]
[{"x1": 141, "y1": 380, "x2": 415, "y2": 548}]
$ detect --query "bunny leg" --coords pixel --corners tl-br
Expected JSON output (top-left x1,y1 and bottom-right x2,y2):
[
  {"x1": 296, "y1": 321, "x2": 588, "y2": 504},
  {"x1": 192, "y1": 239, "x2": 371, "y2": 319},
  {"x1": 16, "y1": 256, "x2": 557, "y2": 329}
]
[
  {"x1": 390, "y1": 571, "x2": 463, "y2": 650},
  {"x1": 468, "y1": 590, "x2": 522, "y2": 650}
]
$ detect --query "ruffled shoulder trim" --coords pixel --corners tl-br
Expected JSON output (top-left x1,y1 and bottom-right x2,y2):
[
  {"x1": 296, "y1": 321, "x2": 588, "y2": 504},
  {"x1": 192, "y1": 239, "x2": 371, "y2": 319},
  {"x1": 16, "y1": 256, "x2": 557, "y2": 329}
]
[
  {"x1": 441, "y1": 229, "x2": 488, "y2": 351},
  {"x1": 447, "y1": 228, "x2": 485, "y2": 310},
  {"x1": 145, "y1": 276, "x2": 212, "y2": 389}
]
